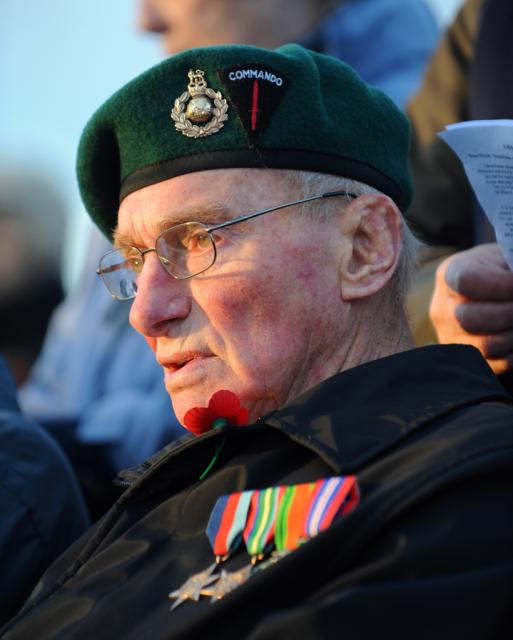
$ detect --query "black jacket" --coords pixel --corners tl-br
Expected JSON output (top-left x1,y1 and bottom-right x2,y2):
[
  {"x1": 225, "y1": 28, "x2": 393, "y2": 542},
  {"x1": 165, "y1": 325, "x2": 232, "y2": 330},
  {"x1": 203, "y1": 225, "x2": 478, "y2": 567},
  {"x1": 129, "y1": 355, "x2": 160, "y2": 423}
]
[
  {"x1": 0, "y1": 358, "x2": 89, "y2": 626},
  {"x1": 3, "y1": 345, "x2": 513, "y2": 639}
]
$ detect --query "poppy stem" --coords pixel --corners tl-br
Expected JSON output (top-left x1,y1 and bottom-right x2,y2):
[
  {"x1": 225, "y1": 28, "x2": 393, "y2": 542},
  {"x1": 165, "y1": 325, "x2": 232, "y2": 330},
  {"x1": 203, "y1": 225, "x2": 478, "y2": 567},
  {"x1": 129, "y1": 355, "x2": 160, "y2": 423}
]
[{"x1": 198, "y1": 435, "x2": 226, "y2": 481}]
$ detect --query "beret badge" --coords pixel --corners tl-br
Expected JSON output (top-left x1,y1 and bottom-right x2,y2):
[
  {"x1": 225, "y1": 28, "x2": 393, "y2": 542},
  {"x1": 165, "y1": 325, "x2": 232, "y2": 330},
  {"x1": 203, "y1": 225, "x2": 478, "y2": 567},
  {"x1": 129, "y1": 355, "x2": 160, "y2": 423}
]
[{"x1": 171, "y1": 69, "x2": 229, "y2": 138}]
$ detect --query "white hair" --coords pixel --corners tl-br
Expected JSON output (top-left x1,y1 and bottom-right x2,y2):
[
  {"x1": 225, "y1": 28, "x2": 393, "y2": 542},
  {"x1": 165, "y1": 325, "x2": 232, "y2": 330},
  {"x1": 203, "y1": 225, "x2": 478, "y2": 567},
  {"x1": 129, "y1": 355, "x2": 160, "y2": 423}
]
[{"x1": 283, "y1": 170, "x2": 419, "y2": 307}]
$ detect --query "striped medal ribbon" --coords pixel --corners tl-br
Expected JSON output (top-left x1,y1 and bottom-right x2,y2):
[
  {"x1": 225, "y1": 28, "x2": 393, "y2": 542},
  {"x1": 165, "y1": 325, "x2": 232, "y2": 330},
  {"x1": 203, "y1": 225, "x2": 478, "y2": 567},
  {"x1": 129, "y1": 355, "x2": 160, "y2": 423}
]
[
  {"x1": 243, "y1": 485, "x2": 284, "y2": 563},
  {"x1": 202, "y1": 486, "x2": 284, "y2": 602},
  {"x1": 206, "y1": 490, "x2": 254, "y2": 562},
  {"x1": 274, "y1": 481, "x2": 317, "y2": 552},
  {"x1": 272, "y1": 476, "x2": 359, "y2": 561},
  {"x1": 169, "y1": 490, "x2": 252, "y2": 609},
  {"x1": 304, "y1": 476, "x2": 360, "y2": 539},
  {"x1": 200, "y1": 485, "x2": 286, "y2": 601},
  {"x1": 172, "y1": 476, "x2": 360, "y2": 608}
]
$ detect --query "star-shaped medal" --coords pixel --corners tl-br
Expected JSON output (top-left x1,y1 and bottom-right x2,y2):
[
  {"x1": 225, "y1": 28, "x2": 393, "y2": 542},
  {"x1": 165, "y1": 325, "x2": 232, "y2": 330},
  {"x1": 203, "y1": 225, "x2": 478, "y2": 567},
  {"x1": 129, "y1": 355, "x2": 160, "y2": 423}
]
[
  {"x1": 200, "y1": 565, "x2": 253, "y2": 602},
  {"x1": 168, "y1": 563, "x2": 219, "y2": 610},
  {"x1": 258, "y1": 548, "x2": 291, "y2": 569}
]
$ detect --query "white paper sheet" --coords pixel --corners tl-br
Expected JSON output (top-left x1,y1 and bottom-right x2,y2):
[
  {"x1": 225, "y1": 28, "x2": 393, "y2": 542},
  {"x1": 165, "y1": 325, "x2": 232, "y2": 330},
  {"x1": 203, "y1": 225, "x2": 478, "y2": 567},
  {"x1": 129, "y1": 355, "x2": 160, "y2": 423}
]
[{"x1": 438, "y1": 119, "x2": 513, "y2": 269}]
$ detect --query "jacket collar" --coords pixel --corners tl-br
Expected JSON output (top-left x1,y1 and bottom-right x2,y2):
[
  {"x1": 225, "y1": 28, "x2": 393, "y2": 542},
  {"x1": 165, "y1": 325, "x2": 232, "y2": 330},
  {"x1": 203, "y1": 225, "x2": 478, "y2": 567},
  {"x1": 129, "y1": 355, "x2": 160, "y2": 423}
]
[
  {"x1": 119, "y1": 345, "x2": 510, "y2": 487},
  {"x1": 263, "y1": 344, "x2": 511, "y2": 472}
]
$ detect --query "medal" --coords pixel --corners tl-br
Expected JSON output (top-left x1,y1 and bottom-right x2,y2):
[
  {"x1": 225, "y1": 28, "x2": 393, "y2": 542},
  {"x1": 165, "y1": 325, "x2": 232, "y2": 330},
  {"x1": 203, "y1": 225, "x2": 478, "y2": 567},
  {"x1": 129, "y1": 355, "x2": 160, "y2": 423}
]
[
  {"x1": 168, "y1": 563, "x2": 219, "y2": 610},
  {"x1": 169, "y1": 490, "x2": 253, "y2": 609},
  {"x1": 169, "y1": 476, "x2": 360, "y2": 610},
  {"x1": 272, "y1": 476, "x2": 360, "y2": 559},
  {"x1": 204, "y1": 477, "x2": 360, "y2": 602},
  {"x1": 207, "y1": 490, "x2": 254, "y2": 562},
  {"x1": 274, "y1": 481, "x2": 316, "y2": 551},
  {"x1": 304, "y1": 476, "x2": 360, "y2": 539},
  {"x1": 202, "y1": 485, "x2": 284, "y2": 601},
  {"x1": 200, "y1": 565, "x2": 253, "y2": 603},
  {"x1": 244, "y1": 486, "x2": 284, "y2": 562}
]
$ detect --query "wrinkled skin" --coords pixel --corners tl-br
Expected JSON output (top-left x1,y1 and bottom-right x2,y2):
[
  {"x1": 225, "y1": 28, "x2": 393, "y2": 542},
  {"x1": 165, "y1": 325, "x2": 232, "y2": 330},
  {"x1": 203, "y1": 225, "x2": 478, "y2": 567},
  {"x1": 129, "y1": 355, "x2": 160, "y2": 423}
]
[
  {"x1": 117, "y1": 169, "x2": 351, "y2": 423},
  {"x1": 117, "y1": 168, "x2": 405, "y2": 425},
  {"x1": 430, "y1": 243, "x2": 513, "y2": 374}
]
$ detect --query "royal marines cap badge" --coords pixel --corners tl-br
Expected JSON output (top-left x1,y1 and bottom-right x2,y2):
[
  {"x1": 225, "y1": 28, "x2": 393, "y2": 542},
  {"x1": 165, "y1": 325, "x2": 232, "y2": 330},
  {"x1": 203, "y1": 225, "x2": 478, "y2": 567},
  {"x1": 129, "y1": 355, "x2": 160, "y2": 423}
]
[{"x1": 171, "y1": 69, "x2": 229, "y2": 138}]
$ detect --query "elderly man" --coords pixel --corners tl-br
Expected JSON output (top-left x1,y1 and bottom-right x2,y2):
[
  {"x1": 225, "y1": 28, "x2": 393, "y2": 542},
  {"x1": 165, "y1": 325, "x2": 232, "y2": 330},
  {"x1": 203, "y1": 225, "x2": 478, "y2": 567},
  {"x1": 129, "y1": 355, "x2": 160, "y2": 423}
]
[{"x1": 3, "y1": 45, "x2": 513, "y2": 639}]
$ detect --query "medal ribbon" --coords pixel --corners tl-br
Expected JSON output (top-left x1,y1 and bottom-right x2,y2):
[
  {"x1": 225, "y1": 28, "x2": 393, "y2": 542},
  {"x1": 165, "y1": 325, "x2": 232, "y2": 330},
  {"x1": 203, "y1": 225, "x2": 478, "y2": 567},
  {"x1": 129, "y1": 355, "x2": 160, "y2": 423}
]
[
  {"x1": 243, "y1": 486, "x2": 283, "y2": 559},
  {"x1": 206, "y1": 490, "x2": 253, "y2": 560},
  {"x1": 206, "y1": 476, "x2": 359, "y2": 563},
  {"x1": 274, "y1": 481, "x2": 317, "y2": 551},
  {"x1": 304, "y1": 476, "x2": 360, "y2": 539}
]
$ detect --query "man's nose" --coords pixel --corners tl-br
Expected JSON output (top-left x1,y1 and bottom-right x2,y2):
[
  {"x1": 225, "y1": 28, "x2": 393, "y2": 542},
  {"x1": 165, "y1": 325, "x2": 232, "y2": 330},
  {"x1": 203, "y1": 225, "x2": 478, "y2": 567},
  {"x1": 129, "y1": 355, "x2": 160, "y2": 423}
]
[
  {"x1": 129, "y1": 252, "x2": 190, "y2": 338},
  {"x1": 137, "y1": 0, "x2": 167, "y2": 33}
]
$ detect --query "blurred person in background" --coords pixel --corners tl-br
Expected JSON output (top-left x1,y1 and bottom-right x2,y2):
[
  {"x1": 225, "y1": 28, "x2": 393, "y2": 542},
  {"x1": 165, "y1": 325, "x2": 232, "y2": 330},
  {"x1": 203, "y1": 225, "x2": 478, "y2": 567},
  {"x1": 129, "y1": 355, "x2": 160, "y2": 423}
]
[
  {"x1": 138, "y1": 0, "x2": 440, "y2": 108},
  {"x1": 404, "y1": 0, "x2": 513, "y2": 387},
  {"x1": 0, "y1": 358, "x2": 89, "y2": 626},
  {"x1": 0, "y1": 168, "x2": 89, "y2": 625},
  {"x1": 0, "y1": 169, "x2": 65, "y2": 385}
]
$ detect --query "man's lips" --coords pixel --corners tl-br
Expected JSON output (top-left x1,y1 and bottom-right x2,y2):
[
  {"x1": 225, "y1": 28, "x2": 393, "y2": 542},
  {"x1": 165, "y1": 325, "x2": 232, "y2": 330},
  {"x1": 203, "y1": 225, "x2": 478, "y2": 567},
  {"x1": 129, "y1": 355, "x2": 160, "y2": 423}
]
[{"x1": 157, "y1": 351, "x2": 213, "y2": 373}]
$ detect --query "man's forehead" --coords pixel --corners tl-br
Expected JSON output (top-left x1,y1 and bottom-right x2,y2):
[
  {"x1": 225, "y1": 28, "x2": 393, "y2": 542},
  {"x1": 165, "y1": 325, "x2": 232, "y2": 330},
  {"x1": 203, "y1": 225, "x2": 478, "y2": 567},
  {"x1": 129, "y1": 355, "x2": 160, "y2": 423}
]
[
  {"x1": 121, "y1": 167, "x2": 285, "y2": 207},
  {"x1": 113, "y1": 202, "x2": 226, "y2": 247},
  {"x1": 115, "y1": 167, "x2": 291, "y2": 243}
]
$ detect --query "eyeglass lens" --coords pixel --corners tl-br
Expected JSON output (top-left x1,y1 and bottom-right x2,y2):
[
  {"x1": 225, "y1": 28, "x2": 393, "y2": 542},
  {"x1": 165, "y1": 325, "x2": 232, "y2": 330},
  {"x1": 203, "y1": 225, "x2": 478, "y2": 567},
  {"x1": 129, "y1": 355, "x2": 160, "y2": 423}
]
[
  {"x1": 98, "y1": 222, "x2": 216, "y2": 300},
  {"x1": 156, "y1": 222, "x2": 215, "y2": 278}
]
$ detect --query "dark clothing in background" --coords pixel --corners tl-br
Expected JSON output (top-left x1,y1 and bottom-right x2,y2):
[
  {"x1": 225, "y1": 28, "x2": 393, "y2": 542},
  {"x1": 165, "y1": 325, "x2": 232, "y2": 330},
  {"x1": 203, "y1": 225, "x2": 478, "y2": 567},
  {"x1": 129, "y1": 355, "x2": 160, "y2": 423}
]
[
  {"x1": 3, "y1": 345, "x2": 513, "y2": 639},
  {"x1": 405, "y1": 0, "x2": 511, "y2": 248},
  {"x1": 0, "y1": 357, "x2": 89, "y2": 626},
  {"x1": 0, "y1": 275, "x2": 63, "y2": 386}
]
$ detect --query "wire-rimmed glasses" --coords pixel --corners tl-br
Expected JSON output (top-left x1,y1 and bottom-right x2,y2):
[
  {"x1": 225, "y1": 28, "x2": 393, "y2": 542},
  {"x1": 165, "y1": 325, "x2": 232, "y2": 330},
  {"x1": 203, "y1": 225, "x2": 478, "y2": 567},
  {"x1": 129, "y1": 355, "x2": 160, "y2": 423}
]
[{"x1": 97, "y1": 190, "x2": 357, "y2": 300}]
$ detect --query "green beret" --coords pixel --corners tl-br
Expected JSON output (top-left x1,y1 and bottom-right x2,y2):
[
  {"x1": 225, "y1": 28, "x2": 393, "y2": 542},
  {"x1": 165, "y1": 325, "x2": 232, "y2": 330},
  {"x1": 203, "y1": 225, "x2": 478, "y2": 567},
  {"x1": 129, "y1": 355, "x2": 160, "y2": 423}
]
[{"x1": 77, "y1": 43, "x2": 412, "y2": 240}]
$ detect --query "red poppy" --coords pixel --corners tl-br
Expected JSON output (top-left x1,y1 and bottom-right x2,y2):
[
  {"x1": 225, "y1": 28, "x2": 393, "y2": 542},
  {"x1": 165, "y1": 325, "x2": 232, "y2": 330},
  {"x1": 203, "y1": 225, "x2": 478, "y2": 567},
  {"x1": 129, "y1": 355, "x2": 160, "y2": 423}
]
[{"x1": 183, "y1": 390, "x2": 249, "y2": 436}]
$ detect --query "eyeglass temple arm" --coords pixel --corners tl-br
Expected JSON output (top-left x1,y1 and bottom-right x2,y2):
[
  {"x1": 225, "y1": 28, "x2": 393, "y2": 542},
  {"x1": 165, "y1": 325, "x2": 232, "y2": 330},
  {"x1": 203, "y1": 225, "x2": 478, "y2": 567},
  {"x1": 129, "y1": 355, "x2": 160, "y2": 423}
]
[
  {"x1": 206, "y1": 191, "x2": 357, "y2": 232},
  {"x1": 97, "y1": 263, "x2": 125, "y2": 275}
]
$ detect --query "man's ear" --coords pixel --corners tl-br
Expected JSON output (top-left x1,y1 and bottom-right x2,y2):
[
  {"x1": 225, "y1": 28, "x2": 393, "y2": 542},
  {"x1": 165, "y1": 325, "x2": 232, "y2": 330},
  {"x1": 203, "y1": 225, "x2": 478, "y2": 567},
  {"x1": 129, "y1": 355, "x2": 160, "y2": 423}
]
[{"x1": 338, "y1": 194, "x2": 403, "y2": 300}]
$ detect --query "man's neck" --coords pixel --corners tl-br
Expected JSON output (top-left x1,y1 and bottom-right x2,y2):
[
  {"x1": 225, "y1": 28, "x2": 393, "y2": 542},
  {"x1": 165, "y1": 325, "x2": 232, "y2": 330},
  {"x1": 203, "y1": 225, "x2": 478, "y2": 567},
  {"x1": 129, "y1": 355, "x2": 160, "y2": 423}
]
[{"x1": 344, "y1": 296, "x2": 415, "y2": 367}]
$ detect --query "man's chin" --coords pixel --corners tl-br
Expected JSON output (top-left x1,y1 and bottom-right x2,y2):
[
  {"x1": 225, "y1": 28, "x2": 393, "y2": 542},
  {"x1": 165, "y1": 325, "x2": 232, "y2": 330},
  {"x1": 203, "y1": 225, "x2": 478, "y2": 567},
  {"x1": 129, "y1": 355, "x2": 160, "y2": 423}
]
[
  {"x1": 167, "y1": 388, "x2": 204, "y2": 422},
  {"x1": 169, "y1": 384, "x2": 252, "y2": 431},
  {"x1": 168, "y1": 386, "x2": 229, "y2": 429}
]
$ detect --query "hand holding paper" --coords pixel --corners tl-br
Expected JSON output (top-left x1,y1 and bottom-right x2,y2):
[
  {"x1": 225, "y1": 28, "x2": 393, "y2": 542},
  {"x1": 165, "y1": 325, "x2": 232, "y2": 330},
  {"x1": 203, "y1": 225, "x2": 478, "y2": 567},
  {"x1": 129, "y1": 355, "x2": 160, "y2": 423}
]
[{"x1": 430, "y1": 121, "x2": 513, "y2": 374}]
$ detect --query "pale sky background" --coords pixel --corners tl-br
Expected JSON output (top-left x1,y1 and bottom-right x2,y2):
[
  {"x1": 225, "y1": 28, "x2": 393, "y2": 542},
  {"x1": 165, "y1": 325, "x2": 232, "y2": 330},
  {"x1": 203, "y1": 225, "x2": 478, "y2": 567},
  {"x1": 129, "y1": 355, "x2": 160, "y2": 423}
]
[
  {"x1": 1, "y1": 0, "x2": 464, "y2": 290},
  {"x1": 1, "y1": 0, "x2": 162, "y2": 288}
]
